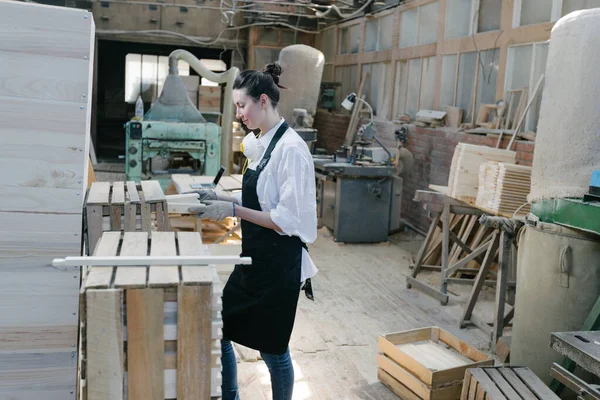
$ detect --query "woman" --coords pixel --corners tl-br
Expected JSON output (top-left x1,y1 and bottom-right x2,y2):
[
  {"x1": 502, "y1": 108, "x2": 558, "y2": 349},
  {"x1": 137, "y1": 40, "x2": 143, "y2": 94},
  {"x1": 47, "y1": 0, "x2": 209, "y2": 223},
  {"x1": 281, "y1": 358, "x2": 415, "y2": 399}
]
[{"x1": 189, "y1": 62, "x2": 318, "y2": 400}]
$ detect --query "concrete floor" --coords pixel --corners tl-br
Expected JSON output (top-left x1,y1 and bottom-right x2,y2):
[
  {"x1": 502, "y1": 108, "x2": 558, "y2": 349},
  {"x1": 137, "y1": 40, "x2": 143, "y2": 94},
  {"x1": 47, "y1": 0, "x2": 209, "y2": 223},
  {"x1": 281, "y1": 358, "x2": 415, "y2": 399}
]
[
  {"x1": 93, "y1": 167, "x2": 499, "y2": 399},
  {"x1": 218, "y1": 228, "x2": 496, "y2": 400}
]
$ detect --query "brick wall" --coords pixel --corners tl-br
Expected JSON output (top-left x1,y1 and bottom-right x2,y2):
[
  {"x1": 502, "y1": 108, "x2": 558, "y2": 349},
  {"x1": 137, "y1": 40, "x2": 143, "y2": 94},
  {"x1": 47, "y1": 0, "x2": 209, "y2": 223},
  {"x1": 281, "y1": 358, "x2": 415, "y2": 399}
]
[
  {"x1": 403, "y1": 126, "x2": 535, "y2": 232},
  {"x1": 313, "y1": 109, "x2": 351, "y2": 153}
]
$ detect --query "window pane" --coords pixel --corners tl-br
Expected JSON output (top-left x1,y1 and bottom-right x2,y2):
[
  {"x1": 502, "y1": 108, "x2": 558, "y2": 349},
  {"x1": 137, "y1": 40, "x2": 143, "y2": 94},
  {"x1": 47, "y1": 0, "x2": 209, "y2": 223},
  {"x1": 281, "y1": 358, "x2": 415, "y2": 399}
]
[
  {"x1": 562, "y1": 0, "x2": 600, "y2": 15},
  {"x1": 418, "y1": 2, "x2": 438, "y2": 45},
  {"x1": 476, "y1": 49, "x2": 499, "y2": 120},
  {"x1": 379, "y1": 62, "x2": 393, "y2": 119},
  {"x1": 322, "y1": 28, "x2": 335, "y2": 60},
  {"x1": 336, "y1": 65, "x2": 359, "y2": 110},
  {"x1": 440, "y1": 54, "x2": 458, "y2": 107},
  {"x1": 338, "y1": 28, "x2": 348, "y2": 54},
  {"x1": 125, "y1": 53, "x2": 142, "y2": 103},
  {"x1": 348, "y1": 25, "x2": 361, "y2": 54},
  {"x1": 520, "y1": 0, "x2": 552, "y2": 25},
  {"x1": 456, "y1": 51, "x2": 477, "y2": 123},
  {"x1": 406, "y1": 58, "x2": 422, "y2": 118},
  {"x1": 365, "y1": 19, "x2": 378, "y2": 52},
  {"x1": 527, "y1": 43, "x2": 549, "y2": 132},
  {"x1": 478, "y1": 0, "x2": 502, "y2": 32},
  {"x1": 505, "y1": 45, "x2": 533, "y2": 91},
  {"x1": 394, "y1": 61, "x2": 409, "y2": 117},
  {"x1": 420, "y1": 56, "x2": 437, "y2": 110},
  {"x1": 445, "y1": 0, "x2": 471, "y2": 39},
  {"x1": 400, "y1": 8, "x2": 418, "y2": 48},
  {"x1": 141, "y1": 54, "x2": 158, "y2": 103},
  {"x1": 379, "y1": 15, "x2": 394, "y2": 50},
  {"x1": 363, "y1": 63, "x2": 382, "y2": 113}
]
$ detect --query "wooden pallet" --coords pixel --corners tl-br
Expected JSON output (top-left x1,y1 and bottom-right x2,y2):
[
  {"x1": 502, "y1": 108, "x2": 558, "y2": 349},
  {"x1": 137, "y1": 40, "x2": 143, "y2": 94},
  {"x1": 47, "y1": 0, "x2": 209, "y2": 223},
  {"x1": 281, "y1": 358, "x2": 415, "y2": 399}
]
[
  {"x1": 476, "y1": 162, "x2": 531, "y2": 218},
  {"x1": 378, "y1": 327, "x2": 492, "y2": 399},
  {"x1": 462, "y1": 366, "x2": 560, "y2": 399},
  {"x1": 80, "y1": 231, "x2": 222, "y2": 400},
  {"x1": 84, "y1": 181, "x2": 171, "y2": 255}
]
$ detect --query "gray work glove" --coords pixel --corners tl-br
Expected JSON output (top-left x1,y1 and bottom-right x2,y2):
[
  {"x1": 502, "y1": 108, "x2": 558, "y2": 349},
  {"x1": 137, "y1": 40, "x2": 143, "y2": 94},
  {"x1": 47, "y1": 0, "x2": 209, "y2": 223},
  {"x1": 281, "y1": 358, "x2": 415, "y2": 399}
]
[
  {"x1": 184, "y1": 189, "x2": 218, "y2": 202},
  {"x1": 189, "y1": 200, "x2": 235, "y2": 221},
  {"x1": 184, "y1": 189, "x2": 240, "y2": 204}
]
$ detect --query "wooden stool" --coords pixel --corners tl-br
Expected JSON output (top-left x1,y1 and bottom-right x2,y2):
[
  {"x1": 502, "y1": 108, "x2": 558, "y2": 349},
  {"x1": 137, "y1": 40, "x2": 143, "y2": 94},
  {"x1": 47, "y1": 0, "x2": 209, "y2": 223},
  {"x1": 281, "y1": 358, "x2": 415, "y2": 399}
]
[{"x1": 79, "y1": 231, "x2": 222, "y2": 399}]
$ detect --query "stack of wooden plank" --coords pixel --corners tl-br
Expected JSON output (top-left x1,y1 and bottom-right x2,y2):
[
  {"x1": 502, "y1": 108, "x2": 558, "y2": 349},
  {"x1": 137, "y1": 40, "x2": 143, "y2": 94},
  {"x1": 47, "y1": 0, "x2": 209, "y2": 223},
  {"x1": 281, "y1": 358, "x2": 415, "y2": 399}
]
[
  {"x1": 377, "y1": 327, "x2": 492, "y2": 399},
  {"x1": 80, "y1": 231, "x2": 222, "y2": 400},
  {"x1": 0, "y1": 1, "x2": 94, "y2": 398},
  {"x1": 448, "y1": 144, "x2": 516, "y2": 205},
  {"x1": 476, "y1": 162, "x2": 532, "y2": 218}
]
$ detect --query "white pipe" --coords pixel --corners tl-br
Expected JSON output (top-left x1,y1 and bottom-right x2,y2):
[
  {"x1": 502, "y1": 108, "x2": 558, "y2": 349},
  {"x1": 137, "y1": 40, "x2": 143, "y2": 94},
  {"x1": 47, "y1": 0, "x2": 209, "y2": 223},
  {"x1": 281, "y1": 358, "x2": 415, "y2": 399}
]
[
  {"x1": 52, "y1": 255, "x2": 252, "y2": 267},
  {"x1": 169, "y1": 49, "x2": 240, "y2": 174}
]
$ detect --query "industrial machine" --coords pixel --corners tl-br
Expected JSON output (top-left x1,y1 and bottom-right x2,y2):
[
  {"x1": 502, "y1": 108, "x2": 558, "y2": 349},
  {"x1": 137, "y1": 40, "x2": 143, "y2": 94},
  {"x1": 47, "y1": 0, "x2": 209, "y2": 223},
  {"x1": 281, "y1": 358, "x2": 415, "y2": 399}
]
[
  {"x1": 314, "y1": 94, "x2": 413, "y2": 243},
  {"x1": 125, "y1": 50, "x2": 239, "y2": 188}
]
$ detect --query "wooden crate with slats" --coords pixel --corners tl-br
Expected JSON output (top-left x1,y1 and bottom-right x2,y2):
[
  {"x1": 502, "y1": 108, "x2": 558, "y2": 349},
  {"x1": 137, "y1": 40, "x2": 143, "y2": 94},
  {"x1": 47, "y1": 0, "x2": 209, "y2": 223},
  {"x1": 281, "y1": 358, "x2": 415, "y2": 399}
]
[
  {"x1": 79, "y1": 231, "x2": 222, "y2": 400},
  {"x1": 461, "y1": 366, "x2": 560, "y2": 399},
  {"x1": 84, "y1": 181, "x2": 171, "y2": 255},
  {"x1": 378, "y1": 327, "x2": 493, "y2": 399}
]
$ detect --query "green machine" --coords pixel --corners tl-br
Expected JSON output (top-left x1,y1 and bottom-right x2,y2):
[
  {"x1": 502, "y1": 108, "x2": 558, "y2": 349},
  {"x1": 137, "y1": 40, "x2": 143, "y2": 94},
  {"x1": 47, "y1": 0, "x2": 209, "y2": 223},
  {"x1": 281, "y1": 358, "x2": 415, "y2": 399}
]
[
  {"x1": 125, "y1": 49, "x2": 239, "y2": 188},
  {"x1": 125, "y1": 120, "x2": 221, "y2": 188},
  {"x1": 530, "y1": 170, "x2": 600, "y2": 235}
]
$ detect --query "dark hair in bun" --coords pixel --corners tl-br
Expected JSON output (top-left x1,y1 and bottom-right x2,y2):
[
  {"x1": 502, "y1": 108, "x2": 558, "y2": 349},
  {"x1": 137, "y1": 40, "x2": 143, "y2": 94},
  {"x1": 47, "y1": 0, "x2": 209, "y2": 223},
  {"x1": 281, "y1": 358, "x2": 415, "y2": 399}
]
[{"x1": 233, "y1": 62, "x2": 285, "y2": 108}]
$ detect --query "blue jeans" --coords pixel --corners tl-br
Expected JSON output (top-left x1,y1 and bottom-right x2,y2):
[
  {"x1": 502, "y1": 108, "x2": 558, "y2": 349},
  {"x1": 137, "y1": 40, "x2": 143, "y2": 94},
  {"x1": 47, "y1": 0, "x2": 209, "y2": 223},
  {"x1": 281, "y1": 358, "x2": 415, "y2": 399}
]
[{"x1": 221, "y1": 339, "x2": 294, "y2": 400}]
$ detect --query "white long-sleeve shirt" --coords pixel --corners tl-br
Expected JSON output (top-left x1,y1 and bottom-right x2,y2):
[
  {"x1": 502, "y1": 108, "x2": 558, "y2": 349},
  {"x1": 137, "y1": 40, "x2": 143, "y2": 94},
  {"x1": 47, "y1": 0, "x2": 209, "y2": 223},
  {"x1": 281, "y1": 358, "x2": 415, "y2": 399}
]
[{"x1": 234, "y1": 118, "x2": 318, "y2": 281}]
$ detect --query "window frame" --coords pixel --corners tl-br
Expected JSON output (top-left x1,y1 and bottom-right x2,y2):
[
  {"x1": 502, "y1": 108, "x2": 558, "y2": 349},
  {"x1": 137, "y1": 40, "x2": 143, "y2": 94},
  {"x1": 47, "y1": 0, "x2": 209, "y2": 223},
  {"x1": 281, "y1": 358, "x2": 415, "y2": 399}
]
[
  {"x1": 444, "y1": 0, "x2": 502, "y2": 38},
  {"x1": 399, "y1": 1, "x2": 439, "y2": 49}
]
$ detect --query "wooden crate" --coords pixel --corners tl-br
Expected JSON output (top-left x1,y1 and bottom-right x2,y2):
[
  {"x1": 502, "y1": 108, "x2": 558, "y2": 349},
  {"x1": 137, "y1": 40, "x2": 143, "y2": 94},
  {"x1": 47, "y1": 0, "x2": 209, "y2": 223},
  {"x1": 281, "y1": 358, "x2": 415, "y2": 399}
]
[
  {"x1": 80, "y1": 231, "x2": 222, "y2": 400},
  {"x1": 84, "y1": 181, "x2": 171, "y2": 255},
  {"x1": 378, "y1": 327, "x2": 493, "y2": 400},
  {"x1": 462, "y1": 367, "x2": 560, "y2": 399}
]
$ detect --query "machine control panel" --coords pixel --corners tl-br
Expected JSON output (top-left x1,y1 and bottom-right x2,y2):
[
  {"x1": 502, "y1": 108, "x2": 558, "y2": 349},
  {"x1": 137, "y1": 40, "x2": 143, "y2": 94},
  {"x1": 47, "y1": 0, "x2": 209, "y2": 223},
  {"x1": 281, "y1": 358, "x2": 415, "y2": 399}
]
[{"x1": 129, "y1": 122, "x2": 143, "y2": 140}]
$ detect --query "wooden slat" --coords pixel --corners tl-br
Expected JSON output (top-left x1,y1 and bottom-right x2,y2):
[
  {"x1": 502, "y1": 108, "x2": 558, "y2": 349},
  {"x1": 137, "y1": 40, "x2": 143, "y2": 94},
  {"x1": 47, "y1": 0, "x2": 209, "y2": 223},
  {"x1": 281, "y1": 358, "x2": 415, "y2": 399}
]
[
  {"x1": 124, "y1": 203, "x2": 137, "y2": 232},
  {"x1": 126, "y1": 181, "x2": 140, "y2": 203},
  {"x1": 111, "y1": 181, "x2": 125, "y2": 205},
  {"x1": 177, "y1": 232, "x2": 213, "y2": 285},
  {"x1": 114, "y1": 232, "x2": 148, "y2": 289},
  {"x1": 497, "y1": 368, "x2": 538, "y2": 400},
  {"x1": 85, "y1": 232, "x2": 121, "y2": 289},
  {"x1": 87, "y1": 182, "x2": 110, "y2": 205},
  {"x1": 485, "y1": 368, "x2": 522, "y2": 400},
  {"x1": 514, "y1": 367, "x2": 558, "y2": 399},
  {"x1": 378, "y1": 368, "x2": 421, "y2": 400},
  {"x1": 110, "y1": 206, "x2": 122, "y2": 231},
  {"x1": 156, "y1": 202, "x2": 170, "y2": 231},
  {"x1": 468, "y1": 368, "x2": 507, "y2": 400},
  {"x1": 141, "y1": 180, "x2": 166, "y2": 203},
  {"x1": 86, "y1": 205, "x2": 103, "y2": 256},
  {"x1": 461, "y1": 369, "x2": 472, "y2": 400},
  {"x1": 148, "y1": 232, "x2": 179, "y2": 287},
  {"x1": 141, "y1": 202, "x2": 152, "y2": 233},
  {"x1": 127, "y1": 288, "x2": 164, "y2": 400},
  {"x1": 86, "y1": 289, "x2": 123, "y2": 400},
  {"x1": 177, "y1": 284, "x2": 213, "y2": 400},
  {"x1": 0, "y1": 0, "x2": 92, "y2": 58}
]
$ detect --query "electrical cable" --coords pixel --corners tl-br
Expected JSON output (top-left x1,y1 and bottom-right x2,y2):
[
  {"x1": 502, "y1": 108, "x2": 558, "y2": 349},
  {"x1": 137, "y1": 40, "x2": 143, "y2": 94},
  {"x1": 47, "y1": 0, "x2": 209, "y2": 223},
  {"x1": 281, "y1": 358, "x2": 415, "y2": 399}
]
[{"x1": 315, "y1": 0, "x2": 374, "y2": 20}]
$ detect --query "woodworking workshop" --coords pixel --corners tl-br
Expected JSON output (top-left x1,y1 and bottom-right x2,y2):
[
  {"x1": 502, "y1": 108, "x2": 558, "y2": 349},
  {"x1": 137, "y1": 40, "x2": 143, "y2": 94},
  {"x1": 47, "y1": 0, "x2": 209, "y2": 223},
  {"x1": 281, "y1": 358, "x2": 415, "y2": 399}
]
[{"x1": 4, "y1": 0, "x2": 600, "y2": 399}]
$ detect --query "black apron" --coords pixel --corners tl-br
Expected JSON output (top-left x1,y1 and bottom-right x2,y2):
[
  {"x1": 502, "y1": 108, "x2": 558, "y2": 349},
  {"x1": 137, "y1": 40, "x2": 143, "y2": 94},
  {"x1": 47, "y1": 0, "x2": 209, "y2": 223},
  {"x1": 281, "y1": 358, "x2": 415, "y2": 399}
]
[{"x1": 222, "y1": 121, "x2": 304, "y2": 355}]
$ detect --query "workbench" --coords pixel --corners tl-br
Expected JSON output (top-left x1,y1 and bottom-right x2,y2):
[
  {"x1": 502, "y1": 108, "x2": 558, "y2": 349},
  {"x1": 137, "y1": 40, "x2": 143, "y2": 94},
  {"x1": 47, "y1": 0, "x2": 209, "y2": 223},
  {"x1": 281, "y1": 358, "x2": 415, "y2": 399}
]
[
  {"x1": 409, "y1": 185, "x2": 519, "y2": 349},
  {"x1": 550, "y1": 331, "x2": 600, "y2": 399},
  {"x1": 170, "y1": 174, "x2": 242, "y2": 243}
]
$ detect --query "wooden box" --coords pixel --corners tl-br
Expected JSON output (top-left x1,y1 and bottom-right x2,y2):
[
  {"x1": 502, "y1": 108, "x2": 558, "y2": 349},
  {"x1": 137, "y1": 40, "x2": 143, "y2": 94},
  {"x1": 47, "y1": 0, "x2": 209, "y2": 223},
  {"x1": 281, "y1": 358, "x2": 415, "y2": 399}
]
[
  {"x1": 80, "y1": 231, "x2": 222, "y2": 400},
  {"x1": 84, "y1": 181, "x2": 170, "y2": 255},
  {"x1": 378, "y1": 327, "x2": 493, "y2": 400},
  {"x1": 462, "y1": 367, "x2": 560, "y2": 399}
]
